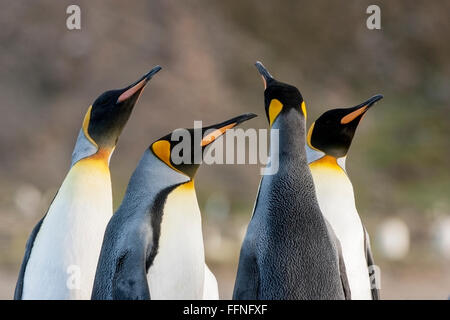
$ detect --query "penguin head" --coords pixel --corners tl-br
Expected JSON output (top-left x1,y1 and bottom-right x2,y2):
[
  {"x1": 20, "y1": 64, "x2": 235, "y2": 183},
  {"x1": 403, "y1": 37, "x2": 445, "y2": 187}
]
[
  {"x1": 307, "y1": 95, "x2": 383, "y2": 158},
  {"x1": 255, "y1": 61, "x2": 306, "y2": 126},
  {"x1": 83, "y1": 66, "x2": 162, "y2": 151},
  {"x1": 150, "y1": 113, "x2": 257, "y2": 179}
]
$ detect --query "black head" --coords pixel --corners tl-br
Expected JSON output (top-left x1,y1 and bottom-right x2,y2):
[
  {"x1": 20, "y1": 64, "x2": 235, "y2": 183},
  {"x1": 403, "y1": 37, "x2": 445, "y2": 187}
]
[
  {"x1": 308, "y1": 95, "x2": 383, "y2": 158},
  {"x1": 255, "y1": 61, "x2": 306, "y2": 126},
  {"x1": 83, "y1": 66, "x2": 162, "y2": 150},
  {"x1": 150, "y1": 113, "x2": 257, "y2": 178}
]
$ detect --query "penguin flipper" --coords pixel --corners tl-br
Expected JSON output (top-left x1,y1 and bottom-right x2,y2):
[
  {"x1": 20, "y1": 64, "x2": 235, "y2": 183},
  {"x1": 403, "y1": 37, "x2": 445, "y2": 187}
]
[
  {"x1": 335, "y1": 233, "x2": 351, "y2": 300},
  {"x1": 364, "y1": 227, "x2": 380, "y2": 300},
  {"x1": 324, "y1": 219, "x2": 351, "y2": 300},
  {"x1": 233, "y1": 237, "x2": 259, "y2": 300},
  {"x1": 14, "y1": 215, "x2": 46, "y2": 300},
  {"x1": 111, "y1": 250, "x2": 151, "y2": 300}
]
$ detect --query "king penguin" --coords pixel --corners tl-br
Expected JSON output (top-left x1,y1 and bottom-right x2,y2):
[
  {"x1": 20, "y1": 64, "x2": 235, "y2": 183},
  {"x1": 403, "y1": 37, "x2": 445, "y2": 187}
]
[
  {"x1": 233, "y1": 62, "x2": 350, "y2": 300},
  {"x1": 14, "y1": 66, "x2": 162, "y2": 300},
  {"x1": 91, "y1": 113, "x2": 257, "y2": 300},
  {"x1": 306, "y1": 94, "x2": 383, "y2": 299}
]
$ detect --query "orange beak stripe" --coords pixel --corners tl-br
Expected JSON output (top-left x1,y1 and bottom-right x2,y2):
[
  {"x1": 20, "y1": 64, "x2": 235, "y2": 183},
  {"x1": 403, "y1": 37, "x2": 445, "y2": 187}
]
[
  {"x1": 117, "y1": 79, "x2": 147, "y2": 103},
  {"x1": 340, "y1": 105, "x2": 369, "y2": 124},
  {"x1": 261, "y1": 75, "x2": 267, "y2": 89},
  {"x1": 201, "y1": 123, "x2": 237, "y2": 147}
]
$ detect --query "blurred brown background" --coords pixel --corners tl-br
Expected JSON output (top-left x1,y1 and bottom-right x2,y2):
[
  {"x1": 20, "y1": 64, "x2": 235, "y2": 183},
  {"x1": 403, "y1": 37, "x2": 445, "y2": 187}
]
[{"x1": 0, "y1": 0, "x2": 449, "y2": 299}]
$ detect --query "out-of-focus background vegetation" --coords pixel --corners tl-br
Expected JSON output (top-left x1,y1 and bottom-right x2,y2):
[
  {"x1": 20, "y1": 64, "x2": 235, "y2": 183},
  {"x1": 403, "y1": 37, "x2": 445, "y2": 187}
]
[{"x1": 0, "y1": 0, "x2": 449, "y2": 299}]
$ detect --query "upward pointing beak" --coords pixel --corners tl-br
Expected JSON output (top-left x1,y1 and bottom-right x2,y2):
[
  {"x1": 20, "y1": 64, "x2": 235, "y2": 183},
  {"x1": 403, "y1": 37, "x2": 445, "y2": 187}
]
[
  {"x1": 340, "y1": 94, "x2": 383, "y2": 124},
  {"x1": 117, "y1": 65, "x2": 162, "y2": 103},
  {"x1": 201, "y1": 113, "x2": 257, "y2": 147},
  {"x1": 255, "y1": 61, "x2": 275, "y2": 89}
]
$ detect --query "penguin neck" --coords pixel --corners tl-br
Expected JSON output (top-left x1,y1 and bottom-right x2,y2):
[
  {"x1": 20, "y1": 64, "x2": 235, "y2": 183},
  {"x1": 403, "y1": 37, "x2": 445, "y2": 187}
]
[
  {"x1": 271, "y1": 111, "x2": 307, "y2": 163},
  {"x1": 118, "y1": 149, "x2": 191, "y2": 219},
  {"x1": 306, "y1": 144, "x2": 348, "y2": 174},
  {"x1": 71, "y1": 129, "x2": 114, "y2": 167},
  {"x1": 305, "y1": 144, "x2": 325, "y2": 164}
]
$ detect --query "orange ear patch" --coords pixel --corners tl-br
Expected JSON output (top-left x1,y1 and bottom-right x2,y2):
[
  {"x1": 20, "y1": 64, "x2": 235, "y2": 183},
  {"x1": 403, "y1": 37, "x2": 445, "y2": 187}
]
[
  {"x1": 268, "y1": 99, "x2": 283, "y2": 126},
  {"x1": 201, "y1": 123, "x2": 237, "y2": 147},
  {"x1": 151, "y1": 140, "x2": 190, "y2": 176},
  {"x1": 341, "y1": 106, "x2": 368, "y2": 124},
  {"x1": 307, "y1": 122, "x2": 321, "y2": 151},
  {"x1": 82, "y1": 106, "x2": 98, "y2": 148},
  {"x1": 151, "y1": 140, "x2": 172, "y2": 168},
  {"x1": 301, "y1": 101, "x2": 307, "y2": 119}
]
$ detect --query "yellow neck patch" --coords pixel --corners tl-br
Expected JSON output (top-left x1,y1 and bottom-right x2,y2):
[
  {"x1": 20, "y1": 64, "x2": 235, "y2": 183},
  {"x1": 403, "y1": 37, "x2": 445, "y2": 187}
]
[
  {"x1": 268, "y1": 99, "x2": 283, "y2": 126},
  {"x1": 82, "y1": 106, "x2": 98, "y2": 148},
  {"x1": 176, "y1": 180, "x2": 195, "y2": 192},
  {"x1": 89, "y1": 147, "x2": 113, "y2": 164},
  {"x1": 309, "y1": 155, "x2": 345, "y2": 174},
  {"x1": 72, "y1": 153, "x2": 110, "y2": 174}
]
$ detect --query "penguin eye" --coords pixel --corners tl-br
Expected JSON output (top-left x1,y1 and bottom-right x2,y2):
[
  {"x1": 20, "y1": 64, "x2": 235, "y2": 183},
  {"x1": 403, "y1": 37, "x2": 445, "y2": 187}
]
[
  {"x1": 93, "y1": 93, "x2": 113, "y2": 108},
  {"x1": 98, "y1": 97, "x2": 110, "y2": 107}
]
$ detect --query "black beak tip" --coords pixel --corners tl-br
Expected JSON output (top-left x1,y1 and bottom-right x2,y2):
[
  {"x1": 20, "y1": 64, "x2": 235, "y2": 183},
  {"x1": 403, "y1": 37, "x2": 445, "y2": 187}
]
[
  {"x1": 144, "y1": 65, "x2": 162, "y2": 81},
  {"x1": 255, "y1": 61, "x2": 265, "y2": 70},
  {"x1": 236, "y1": 112, "x2": 258, "y2": 124},
  {"x1": 255, "y1": 61, "x2": 274, "y2": 83},
  {"x1": 367, "y1": 94, "x2": 384, "y2": 107}
]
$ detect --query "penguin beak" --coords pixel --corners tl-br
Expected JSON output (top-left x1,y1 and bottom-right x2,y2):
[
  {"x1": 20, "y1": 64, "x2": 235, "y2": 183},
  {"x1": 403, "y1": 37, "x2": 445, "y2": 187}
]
[
  {"x1": 117, "y1": 65, "x2": 162, "y2": 104},
  {"x1": 201, "y1": 113, "x2": 257, "y2": 147},
  {"x1": 255, "y1": 61, "x2": 275, "y2": 89},
  {"x1": 340, "y1": 94, "x2": 383, "y2": 125}
]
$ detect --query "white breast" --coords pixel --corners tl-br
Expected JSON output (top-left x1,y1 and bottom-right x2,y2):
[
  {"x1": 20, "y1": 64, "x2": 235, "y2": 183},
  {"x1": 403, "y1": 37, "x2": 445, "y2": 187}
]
[
  {"x1": 147, "y1": 182, "x2": 211, "y2": 300},
  {"x1": 203, "y1": 264, "x2": 219, "y2": 300},
  {"x1": 22, "y1": 159, "x2": 112, "y2": 300},
  {"x1": 309, "y1": 160, "x2": 372, "y2": 300}
]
